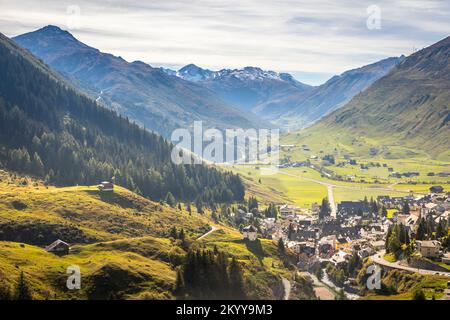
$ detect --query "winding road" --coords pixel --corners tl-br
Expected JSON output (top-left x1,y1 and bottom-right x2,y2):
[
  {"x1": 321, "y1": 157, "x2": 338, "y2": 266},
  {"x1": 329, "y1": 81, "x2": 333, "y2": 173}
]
[{"x1": 371, "y1": 250, "x2": 450, "y2": 277}]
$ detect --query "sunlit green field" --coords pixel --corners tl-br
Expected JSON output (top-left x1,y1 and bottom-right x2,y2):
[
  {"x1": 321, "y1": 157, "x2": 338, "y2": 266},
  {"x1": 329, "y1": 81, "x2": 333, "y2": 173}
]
[
  {"x1": 228, "y1": 165, "x2": 327, "y2": 208},
  {"x1": 228, "y1": 164, "x2": 449, "y2": 210},
  {"x1": 282, "y1": 126, "x2": 450, "y2": 184}
]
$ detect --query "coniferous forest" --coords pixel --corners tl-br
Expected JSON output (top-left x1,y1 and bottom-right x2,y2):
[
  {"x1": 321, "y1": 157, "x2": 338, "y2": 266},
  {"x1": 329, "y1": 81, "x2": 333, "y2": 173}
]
[{"x1": 0, "y1": 34, "x2": 244, "y2": 203}]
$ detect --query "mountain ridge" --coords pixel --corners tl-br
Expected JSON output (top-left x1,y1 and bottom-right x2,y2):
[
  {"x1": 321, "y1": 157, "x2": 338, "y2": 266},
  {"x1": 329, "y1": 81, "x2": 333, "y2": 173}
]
[
  {"x1": 163, "y1": 57, "x2": 403, "y2": 130},
  {"x1": 13, "y1": 25, "x2": 267, "y2": 137},
  {"x1": 272, "y1": 55, "x2": 405, "y2": 130},
  {"x1": 305, "y1": 35, "x2": 450, "y2": 159}
]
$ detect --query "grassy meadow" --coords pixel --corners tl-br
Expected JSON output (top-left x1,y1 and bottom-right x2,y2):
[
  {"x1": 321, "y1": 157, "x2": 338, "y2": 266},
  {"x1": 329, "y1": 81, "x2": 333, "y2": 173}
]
[{"x1": 0, "y1": 170, "x2": 307, "y2": 300}]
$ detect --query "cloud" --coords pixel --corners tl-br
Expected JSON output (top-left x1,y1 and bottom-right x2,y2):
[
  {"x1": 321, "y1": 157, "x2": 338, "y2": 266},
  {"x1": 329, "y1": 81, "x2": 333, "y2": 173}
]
[{"x1": 0, "y1": 0, "x2": 449, "y2": 85}]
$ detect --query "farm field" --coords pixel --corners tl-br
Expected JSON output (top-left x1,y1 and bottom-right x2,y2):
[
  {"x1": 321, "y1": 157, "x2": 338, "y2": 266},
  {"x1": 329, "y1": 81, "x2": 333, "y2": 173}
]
[
  {"x1": 228, "y1": 164, "x2": 450, "y2": 210},
  {"x1": 228, "y1": 165, "x2": 327, "y2": 208},
  {"x1": 281, "y1": 126, "x2": 450, "y2": 184}
]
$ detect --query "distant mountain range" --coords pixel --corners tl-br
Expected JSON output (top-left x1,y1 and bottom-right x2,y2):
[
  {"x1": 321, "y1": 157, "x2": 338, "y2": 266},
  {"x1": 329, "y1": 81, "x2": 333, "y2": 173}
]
[
  {"x1": 271, "y1": 56, "x2": 404, "y2": 130},
  {"x1": 162, "y1": 64, "x2": 313, "y2": 116},
  {"x1": 13, "y1": 25, "x2": 265, "y2": 137},
  {"x1": 163, "y1": 57, "x2": 403, "y2": 130},
  {"x1": 13, "y1": 25, "x2": 408, "y2": 136},
  {"x1": 308, "y1": 36, "x2": 450, "y2": 159}
]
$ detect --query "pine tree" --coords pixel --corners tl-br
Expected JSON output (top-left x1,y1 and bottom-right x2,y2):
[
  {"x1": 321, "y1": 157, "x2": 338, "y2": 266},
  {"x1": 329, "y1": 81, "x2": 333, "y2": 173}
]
[
  {"x1": 186, "y1": 203, "x2": 192, "y2": 215},
  {"x1": 15, "y1": 272, "x2": 32, "y2": 300},
  {"x1": 412, "y1": 289, "x2": 426, "y2": 300},
  {"x1": 174, "y1": 268, "x2": 185, "y2": 294},
  {"x1": 388, "y1": 229, "x2": 401, "y2": 256},
  {"x1": 278, "y1": 238, "x2": 285, "y2": 255},
  {"x1": 165, "y1": 192, "x2": 176, "y2": 207},
  {"x1": 169, "y1": 226, "x2": 178, "y2": 239},
  {"x1": 402, "y1": 202, "x2": 410, "y2": 215},
  {"x1": 31, "y1": 152, "x2": 44, "y2": 176},
  {"x1": 416, "y1": 218, "x2": 426, "y2": 240},
  {"x1": 229, "y1": 258, "x2": 246, "y2": 300},
  {"x1": 335, "y1": 288, "x2": 347, "y2": 300},
  {"x1": 381, "y1": 206, "x2": 387, "y2": 217},
  {"x1": 178, "y1": 228, "x2": 185, "y2": 242},
  {"x1": 385, "y1": 225, "x2": 392, "y2": 252},
  {"x1": 195, "y1": 196, "x2": 204, "y2": 214},
  {"x1": 0, "y1": 280, "x2": 11, "y2": 300},
  {"x1": 319, "y1": 198, "x2": 331, "y2": 220},
  {"x1": 287, "y1": 223, "x2": 294, "y2": 240}
]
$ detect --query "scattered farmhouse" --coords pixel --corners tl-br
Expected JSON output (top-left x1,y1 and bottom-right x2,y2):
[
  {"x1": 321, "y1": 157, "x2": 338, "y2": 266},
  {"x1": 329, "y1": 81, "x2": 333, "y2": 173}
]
[
  {"x1": 242, "y1": 225, "x2": 258, "y2": 241},
  {"x1": 45, "y1": 239, "x2": 70, "y2": 255},
  {"x1": 98, "y1": 181, "x2": 114, "y2": 192}
]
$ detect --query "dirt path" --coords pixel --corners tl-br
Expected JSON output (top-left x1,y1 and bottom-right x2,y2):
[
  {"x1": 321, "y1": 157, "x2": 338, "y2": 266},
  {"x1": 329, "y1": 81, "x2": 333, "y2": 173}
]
[
  {"x1": 196, "y1": 225, "x2": 218, "y2": 241},
  {"x1": 281, "y1": 277, "x2": 291, "y2": 300}
]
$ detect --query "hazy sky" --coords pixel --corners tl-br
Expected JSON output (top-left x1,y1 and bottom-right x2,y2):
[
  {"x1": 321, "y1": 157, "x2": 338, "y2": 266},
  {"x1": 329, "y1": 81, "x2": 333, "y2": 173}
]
[{"x1": 1, "y1": 0, "x2": 449, "y2": 85}]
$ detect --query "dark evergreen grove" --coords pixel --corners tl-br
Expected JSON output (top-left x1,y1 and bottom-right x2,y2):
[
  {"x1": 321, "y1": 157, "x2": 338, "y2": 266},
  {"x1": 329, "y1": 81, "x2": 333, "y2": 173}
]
[
  {"x1": 175, "y1": 248, "x2": 246, "y2": 300},
  {"x1": 0, "y1": 34, "x2": 245, "y2": 203}
]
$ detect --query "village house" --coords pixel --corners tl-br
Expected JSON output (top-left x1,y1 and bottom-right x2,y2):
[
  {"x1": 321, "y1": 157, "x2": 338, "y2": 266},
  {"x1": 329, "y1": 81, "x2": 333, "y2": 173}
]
[
  {"x1": 311, "y1": 202, "x2": 320, "y2": 215},
  {"x1": 260, "y1": 218, "x2": 281, "y2": 238},
  {"x1": 358, "y1": 246, "x2": 375, "y2": 259},
  {"x1": 279, "y1": 204, "x2": 301, "y2": 219},
  {"x1": 416, "y1": 240, "x2": 441, "y2": 258},
  {"x1": 421, "y1": 203, "x2": 437, "y2": 218},
  {"x1": 242, "y1": 225, "x2": 258, "y2": 241},
  {"x1": 318, "y1": 236, "x2": 336, "y2": 257},
  {"x1": 330, "y1": 250, "x2": 351, "y2": 267},
  {"x1": 45, "y1": 239, "x2": 70, "y2": 255},
  {"x1": 337, "y1": 201, "x2": 367, "y2": 216},
  {"x1": 271, "y1": 228, "x2": 286, "y2": 243},
  {"x1": 370, "y1": 240, "x2": 385, "y2": 251},
  {"x1": 235, "y1": 209, "x2": 253, "y2": 221},
  {"x1": 336, "y1": 236, "x2": 352, "y2": 250},
  {"x1": 297, "y1": 254, "x2": 319, "y2": 271},
  {"x1": 383, "y1": 219, "x2": 393, "y2": 232},
  {"x1": 287, "y1": 241, "x2": 315, "y2": 256},
  {"x1": 289, "y1": 228, "x2": 317, "y2": 242}
]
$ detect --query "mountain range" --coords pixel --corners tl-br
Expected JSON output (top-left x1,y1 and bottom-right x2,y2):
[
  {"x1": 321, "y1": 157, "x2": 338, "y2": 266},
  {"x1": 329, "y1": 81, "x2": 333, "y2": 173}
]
[
  {"x1": 163, "y1": 58, "x2": 403, "y2": 130},
  {"x1": 13, "y1": 25, "x2": 265, "y2": 137},
  {"x1": 270, "y1": 56, "x2": 404, "y2": 129},
  {"x1": 13, "y1": 25, "x2": 408, "y2": 137}
]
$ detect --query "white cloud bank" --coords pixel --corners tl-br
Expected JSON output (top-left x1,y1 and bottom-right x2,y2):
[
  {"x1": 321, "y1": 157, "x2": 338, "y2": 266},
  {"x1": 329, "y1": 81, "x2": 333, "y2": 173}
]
[{"x1": 0, "y1": 0, "x2": 449, "y2": 84}]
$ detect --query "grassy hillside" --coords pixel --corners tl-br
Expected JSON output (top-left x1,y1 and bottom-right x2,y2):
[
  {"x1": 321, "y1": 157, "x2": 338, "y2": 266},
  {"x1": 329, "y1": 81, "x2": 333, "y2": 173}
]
[
  {"x1": 0, "y1": 171, "x2": 314, "y2": 300},
  {"x1": 359, "y1": 267, "x2": 449, "y2": 300},
  {"x1": 303, "y1": 36, "x2": 450, "y2": 160},
  {"x1": 275, "y1": 56, "x2": 403, "y2": 130}
]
